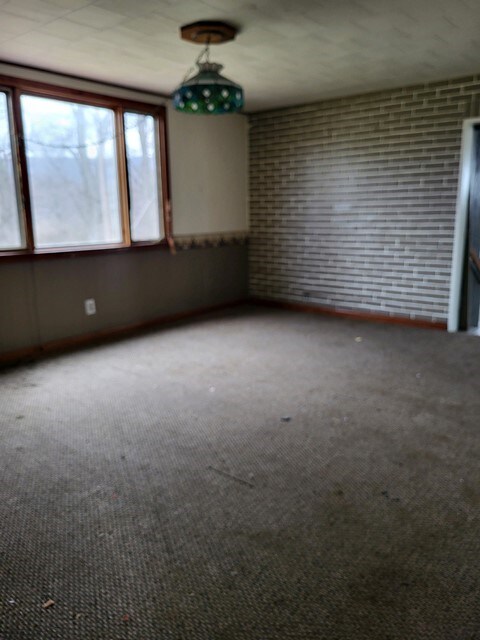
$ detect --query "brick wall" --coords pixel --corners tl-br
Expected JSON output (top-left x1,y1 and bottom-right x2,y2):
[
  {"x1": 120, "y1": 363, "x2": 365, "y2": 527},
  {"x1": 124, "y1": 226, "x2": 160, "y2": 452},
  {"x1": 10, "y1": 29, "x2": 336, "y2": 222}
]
[{"x1": 249, "y1": 75, "x2": 480, "y2": 321}]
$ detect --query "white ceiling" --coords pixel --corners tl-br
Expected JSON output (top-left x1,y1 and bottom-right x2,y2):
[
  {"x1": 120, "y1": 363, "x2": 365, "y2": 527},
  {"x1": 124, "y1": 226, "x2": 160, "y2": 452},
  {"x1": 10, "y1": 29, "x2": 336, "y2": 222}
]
[{"x1": 0, "y1": 0, "x2": 480, "y2": 112}]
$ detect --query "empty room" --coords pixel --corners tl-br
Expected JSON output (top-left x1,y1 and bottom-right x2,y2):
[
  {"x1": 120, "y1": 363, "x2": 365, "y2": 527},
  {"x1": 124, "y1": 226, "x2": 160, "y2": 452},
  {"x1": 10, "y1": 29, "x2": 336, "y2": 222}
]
[{"x1": 1, "y1": 1, "x2": 479, "y2": 639}]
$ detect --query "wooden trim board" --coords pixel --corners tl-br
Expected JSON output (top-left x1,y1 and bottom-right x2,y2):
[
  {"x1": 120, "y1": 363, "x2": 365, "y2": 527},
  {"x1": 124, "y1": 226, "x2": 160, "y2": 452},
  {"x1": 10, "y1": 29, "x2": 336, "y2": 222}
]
[
  {"x1": 251, "y1": 297, "x2": 447, "y2": 330},
  {"x1": 1, "y1": 296, "x2": 448, "y2": 368},
  {"x1": 0, "y1": 299, "x2": 248, "y2": 367}
]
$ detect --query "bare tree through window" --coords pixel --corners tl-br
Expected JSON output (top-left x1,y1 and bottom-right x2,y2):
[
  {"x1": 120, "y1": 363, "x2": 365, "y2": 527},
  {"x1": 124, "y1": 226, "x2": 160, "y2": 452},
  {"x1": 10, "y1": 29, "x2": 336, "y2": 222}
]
[
  {"x1": 21, "y1": 95, "x2": 122, "y2": 248},
  {"x1": 0, "y1": 76, "x2": 169, "y2": 255},
  {"x1": 125, "y1": 112, "x2": 163, "y2": 242}
]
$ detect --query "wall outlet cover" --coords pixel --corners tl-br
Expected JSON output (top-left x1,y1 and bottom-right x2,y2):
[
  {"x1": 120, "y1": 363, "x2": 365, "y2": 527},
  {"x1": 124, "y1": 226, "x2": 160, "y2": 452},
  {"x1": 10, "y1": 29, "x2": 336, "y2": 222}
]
[{"x1": 84, "y1": 298, "x2": 96, "y2": 315}]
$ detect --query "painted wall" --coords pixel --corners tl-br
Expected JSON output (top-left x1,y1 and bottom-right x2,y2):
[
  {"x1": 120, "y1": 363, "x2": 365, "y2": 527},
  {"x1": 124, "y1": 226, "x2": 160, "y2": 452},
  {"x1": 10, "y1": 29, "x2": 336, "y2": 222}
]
[
  {"x1": 168, "y1": 108, "x2": 248, "y2": 236},
  {"x1": 0, "y1": 65, "x2": 249, "y2": 357},
  {"x1": 249, "y1": 75, "x2": 480, "y2": 322},
  {"x1": 0, "y1": 246, "x2": 248, "y2": 355}
]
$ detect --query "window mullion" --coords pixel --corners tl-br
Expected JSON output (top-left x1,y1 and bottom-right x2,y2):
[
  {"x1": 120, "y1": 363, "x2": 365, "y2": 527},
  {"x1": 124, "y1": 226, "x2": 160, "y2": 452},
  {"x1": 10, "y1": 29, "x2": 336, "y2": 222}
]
[
  {"x1": 157, "y1": 107, "x2": 173, "y2": 242},
  {"x1": 114, "y1": 107, "x2": 131, "y2": 246},
  {"x1": 11, "y1": 88, "x2": 35, "y2": 251}
]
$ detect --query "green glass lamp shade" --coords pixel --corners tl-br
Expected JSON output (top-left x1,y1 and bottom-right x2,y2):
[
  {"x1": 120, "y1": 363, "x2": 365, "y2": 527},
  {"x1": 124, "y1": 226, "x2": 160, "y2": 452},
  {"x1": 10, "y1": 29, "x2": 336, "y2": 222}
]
[{"x1": 173, "y1": 62, "x2": 243, "y2": 114}]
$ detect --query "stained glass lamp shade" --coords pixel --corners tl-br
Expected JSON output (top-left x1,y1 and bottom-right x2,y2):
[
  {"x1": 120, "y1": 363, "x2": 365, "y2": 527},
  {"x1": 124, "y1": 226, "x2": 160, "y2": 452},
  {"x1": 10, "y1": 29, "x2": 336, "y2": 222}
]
[
  {"x1": 173, "y1": 62, "x2": 243, "y2": 114},
  {"x1": 172, "y1": 21, "x2": 244, "y2": 115}
]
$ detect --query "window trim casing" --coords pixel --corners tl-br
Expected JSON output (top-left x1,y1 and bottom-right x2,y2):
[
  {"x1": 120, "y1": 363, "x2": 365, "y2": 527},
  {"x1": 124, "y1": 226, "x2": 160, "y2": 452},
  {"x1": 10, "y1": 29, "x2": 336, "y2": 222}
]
[
  {"x1": 0, "y1": 74, "x2": 172, "y2": 259},
  {"x1": 1, "y1": 88, "x2": 28, "y2": 251}
]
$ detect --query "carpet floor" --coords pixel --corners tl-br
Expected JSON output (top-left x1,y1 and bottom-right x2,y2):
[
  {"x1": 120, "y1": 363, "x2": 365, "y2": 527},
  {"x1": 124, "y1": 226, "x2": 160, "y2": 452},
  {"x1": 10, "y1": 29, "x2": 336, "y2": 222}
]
[{"x1": 0, "y1": 306, "x2": 479, "y2": 639}]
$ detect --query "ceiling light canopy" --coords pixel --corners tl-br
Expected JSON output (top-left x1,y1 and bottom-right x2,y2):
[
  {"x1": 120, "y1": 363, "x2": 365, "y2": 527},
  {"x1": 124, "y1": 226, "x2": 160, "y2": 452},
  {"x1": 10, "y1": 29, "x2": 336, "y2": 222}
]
[{"x1": 172, "y1": 21, "x2": 244, "y2": 115}]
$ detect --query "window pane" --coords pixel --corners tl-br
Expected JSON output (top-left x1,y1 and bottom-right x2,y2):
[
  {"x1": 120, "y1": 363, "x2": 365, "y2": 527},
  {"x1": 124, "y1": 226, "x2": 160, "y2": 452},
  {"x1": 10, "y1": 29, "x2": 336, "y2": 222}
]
[
  {"x1": 21, "y1": 95, "x2": 122, "y2": 248},
  {"x1": 0, "y1": 92, "x2": 22, "y2": 250},
  {"x1": 124, "y1": 112, "x2": 162, "y2": 242}
]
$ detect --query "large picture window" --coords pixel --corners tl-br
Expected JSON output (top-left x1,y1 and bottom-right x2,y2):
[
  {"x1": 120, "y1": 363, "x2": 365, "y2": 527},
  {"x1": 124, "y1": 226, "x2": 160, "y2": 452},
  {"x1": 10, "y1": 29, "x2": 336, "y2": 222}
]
[{"x1": 0, "y1": 76, "x2": 170, "y2": 256}]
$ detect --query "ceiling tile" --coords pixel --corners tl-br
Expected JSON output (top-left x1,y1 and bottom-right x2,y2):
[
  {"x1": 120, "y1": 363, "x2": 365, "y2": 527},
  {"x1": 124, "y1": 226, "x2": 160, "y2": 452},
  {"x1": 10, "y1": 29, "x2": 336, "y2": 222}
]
[
  {"x1": 0, "y1": 0, "x2": 480, "y2": 111},
  {"x1": 44, "y1": 0, "x2": 92, "y2": 9},
  {"x1": 0, "y1": 12, "x2": 43, "y2": 35},
  {"x1": 1, "y1": 0, "x2": 67, "y2": 22},
  {"x1": 39, "y1": 17, "x2": 99, "y2": 39},
  {"x1": 67, "y1": 5, "x2": 129, "y2": 28}
]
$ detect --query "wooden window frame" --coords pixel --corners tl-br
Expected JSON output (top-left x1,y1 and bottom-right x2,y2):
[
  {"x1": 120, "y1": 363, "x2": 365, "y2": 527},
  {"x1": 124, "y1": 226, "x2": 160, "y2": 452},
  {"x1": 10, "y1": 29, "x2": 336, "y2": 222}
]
[{"x1": 0, "y1": 74, "x2": 172, "y2": 260}]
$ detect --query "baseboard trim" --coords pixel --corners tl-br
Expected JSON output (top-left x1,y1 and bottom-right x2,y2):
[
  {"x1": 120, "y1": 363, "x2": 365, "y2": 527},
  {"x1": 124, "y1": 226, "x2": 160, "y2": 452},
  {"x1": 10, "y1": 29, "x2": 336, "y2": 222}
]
[
  {"x1": 0, "y1": 296, "x2": 447, "y2": 367},
  {"x1": 0, "y1": 298, "x2": 248, "y2": 367},
  {"x1": 251, "y1": 297, "x2": 447, "y2": 330}
]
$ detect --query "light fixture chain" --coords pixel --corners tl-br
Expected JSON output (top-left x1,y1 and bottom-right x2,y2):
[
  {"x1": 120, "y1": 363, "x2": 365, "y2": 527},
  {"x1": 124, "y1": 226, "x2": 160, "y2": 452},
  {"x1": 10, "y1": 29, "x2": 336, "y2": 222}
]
[{"x1": 195, "y1": 42, "x2": 210, "y2": 67}]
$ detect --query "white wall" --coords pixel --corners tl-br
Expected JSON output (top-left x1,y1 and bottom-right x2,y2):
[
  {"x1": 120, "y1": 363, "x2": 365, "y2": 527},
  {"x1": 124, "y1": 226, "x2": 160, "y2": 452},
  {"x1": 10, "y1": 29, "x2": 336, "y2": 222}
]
[{"x1": 168, "y1": 107, "x2": 248, "y2": 235}]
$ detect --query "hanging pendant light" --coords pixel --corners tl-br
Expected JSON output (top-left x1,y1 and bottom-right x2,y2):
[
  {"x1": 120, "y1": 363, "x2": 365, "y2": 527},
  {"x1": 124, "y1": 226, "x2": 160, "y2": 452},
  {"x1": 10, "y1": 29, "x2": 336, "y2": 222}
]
[{"x1": 172, "y1": 21, "x2": 244, "y2": 115}]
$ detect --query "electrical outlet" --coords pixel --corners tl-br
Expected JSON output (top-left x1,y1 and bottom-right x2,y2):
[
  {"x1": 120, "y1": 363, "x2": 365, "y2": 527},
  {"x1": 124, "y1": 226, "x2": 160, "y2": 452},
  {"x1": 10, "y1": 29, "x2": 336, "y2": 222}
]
[{"x1": 84, "y1": 298, "x2": 96, "y2": 316}]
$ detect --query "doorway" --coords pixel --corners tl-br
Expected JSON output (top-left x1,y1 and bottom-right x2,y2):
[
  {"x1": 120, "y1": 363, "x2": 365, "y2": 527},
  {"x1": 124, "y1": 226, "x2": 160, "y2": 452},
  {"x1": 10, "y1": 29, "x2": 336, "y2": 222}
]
[
  {"x1": 461, "y1": 126, "x2": 480, "y2": 332},
  {"x1": 448, "y1": 118, "x2": 480, "y2": 332}
]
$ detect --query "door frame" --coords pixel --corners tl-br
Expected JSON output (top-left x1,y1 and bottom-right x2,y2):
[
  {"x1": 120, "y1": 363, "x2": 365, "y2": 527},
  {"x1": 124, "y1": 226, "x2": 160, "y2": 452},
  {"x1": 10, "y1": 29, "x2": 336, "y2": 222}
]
[{"x1": 448, "y1": 117, "x2": 480, "y2": 331}]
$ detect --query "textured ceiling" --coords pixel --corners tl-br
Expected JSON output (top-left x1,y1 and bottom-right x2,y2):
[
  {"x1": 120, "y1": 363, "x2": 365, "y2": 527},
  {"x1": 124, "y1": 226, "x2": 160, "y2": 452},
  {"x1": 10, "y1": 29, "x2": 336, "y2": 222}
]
[{"x1": 0, "y1": 0, "x2": 480, "y2": 111}]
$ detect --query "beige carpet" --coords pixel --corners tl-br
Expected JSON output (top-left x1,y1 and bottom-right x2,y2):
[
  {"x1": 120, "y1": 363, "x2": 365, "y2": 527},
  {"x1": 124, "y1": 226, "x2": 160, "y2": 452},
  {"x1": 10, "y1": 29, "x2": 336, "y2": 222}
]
[{"x1": 0, "y1": 306, "x2": 479, "y2": 639}]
